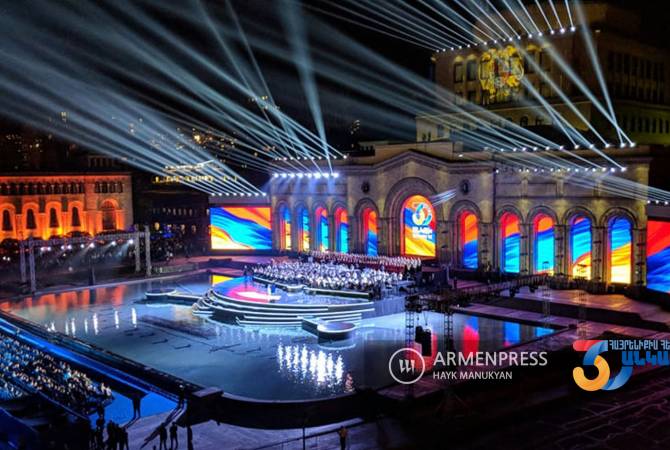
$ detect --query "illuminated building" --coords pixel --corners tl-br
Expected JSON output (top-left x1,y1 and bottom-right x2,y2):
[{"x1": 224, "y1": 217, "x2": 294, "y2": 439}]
[
  {"x1": 418, "y1": 2, "x2": 670, "y2": 147},
  {"x1": 0, "y1": 173, "x2": 133, "y2": 241}
]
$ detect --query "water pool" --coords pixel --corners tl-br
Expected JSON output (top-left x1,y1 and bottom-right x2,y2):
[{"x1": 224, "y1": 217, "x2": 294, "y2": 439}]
[{"x1": 2, "y1": 273, "x2": 553, "y2": 401}]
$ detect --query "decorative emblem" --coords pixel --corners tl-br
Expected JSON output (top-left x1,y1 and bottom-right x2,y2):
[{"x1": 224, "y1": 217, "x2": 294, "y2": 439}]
[
  {"x1": 479, "y1": 45, "x2": 524, "y2": 100},
  {"x1": 460, "y1": 180, "x2": 470, "y2": 195}
]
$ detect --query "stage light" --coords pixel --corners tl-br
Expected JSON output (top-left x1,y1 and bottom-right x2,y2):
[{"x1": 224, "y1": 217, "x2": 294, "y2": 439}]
[
  {"x1": 129, "y1": 239, "x2": 134, "y2": 245},
  {"x1": 289, "y1": 173, "x2": 295, "y2": 178},
  {"x1": 343, "y1": 155, "x2": 348, "y2": 159},
  {"x1": 111, "y1": 241, "x2": 117, "y2": 246},
  {"x1": 262, "y1": 192, "x2": 267, "y2": 196},
  {"x1": 621, "y1": 167, "x2": 627, "y2": 172},
  {"x1": 574, "y1": 144, "x2": 580, "y2": 150},
  {"x1": 280, "y1": 173, "x2": 287, "y2": 178},
  {"x1": 631, "y1": 142, "x2": 637, "y2": 148},
  {"x1": 620, "y1": 143, "x2": 627, "y2": 148},
  {"x1": 306, "y1": 173, "x2": 313, "y2": 178},
  {"x1": 550, "y1": 29, "x2": 555, "y2": 35},
  {"x1": 605, "y1": 143, "x2": 612, "y2": 148},
  {"x1": 570, "y1": 26, "x2": 576, "y2": 32},
  {"x1": 589, "y1": 143, "x2": 595, "y2": 149},
  {"x1": 323, "y1": 173, "x2": 330, "y2": 178},
  {"x1": 273, "y1": 173, "x2": 278, "y2": 178},
  {"x1": 529, "y1": 34, "x2": 533, "y2": 38},
  {"x1": 297, "y1": 173, "x2": 304, "y2": 178},
  {"x1": 332, "y1": 172, "x2": 340, "y2": 178},
  {"x1": 80, "y1": 244, "x2": 85, "y2": 249},
  {"x1": 314, "y1": 172, "x2": 322, "y2": 179},
  {"x1": 560, "y1": 28, "x2": 566, "y2": 34},
  {"x1": 89, "y1": 243, "x2": 95, "y2": 249},
  {"x1": 610, "y1": 168, "x2": 616, "y2": 172}
]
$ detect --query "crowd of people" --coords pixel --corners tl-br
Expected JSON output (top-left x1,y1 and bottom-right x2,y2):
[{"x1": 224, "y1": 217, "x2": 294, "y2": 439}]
[
  {"x1": 0, "y1": 333, "x2": 112, "y2": 414},
  {"x1": 254, "y1": 259, "x2": 404, "y2": 294},
  {"x1": 309, "y1": 251, "x2": 422, "y2": 273}
]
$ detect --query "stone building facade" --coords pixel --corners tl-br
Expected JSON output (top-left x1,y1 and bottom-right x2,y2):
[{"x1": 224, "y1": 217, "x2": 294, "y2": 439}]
[
  {"x1": 0, "y1": 173, "x2": 133, "y2": 241},
  {"x1": 270, "y1": 143, "x2": 652, "y2": 287}
]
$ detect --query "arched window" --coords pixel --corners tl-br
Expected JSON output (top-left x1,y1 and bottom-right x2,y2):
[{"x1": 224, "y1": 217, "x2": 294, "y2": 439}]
[
  {"x1": 459, "y1": 211, "x2": 478, "y2": 269},
  {"x1": 401, "y1": 195, "x2": 436, "y2": 257},
  {"x1": 315, "y1": 207, "x2": 329, "y2": 251},
  {"x1": 362, "y1": 208, "x2": 378, "y2": 256},
  {"x1": 299, "y1": 207, "x2": 310, "y2": 252},
  {"x1": 500, "y1": 212, "x2": 520, "y2": 273},
  {"x1": 335, "y1": 208, "x2": 349, "y2": 253},
  {"x1": 101, "y1": 200, "x2": 116, "y2": 231},
  {"x1": 533, "y1": 213, "x2": 555, "y2": 274},
  {"x1": 570, "y1": 216, "x2": 592, "y2": 279},
  {"x1": 2, "y1": 210, "x2": 12, "y2": 231},
  {"x1": 608, "y1": 217, "x2": 632, "y2": 283},
  {"x1": 49, "y1": 208, "x2": 59, "y2": 229},
  {"x1": 71, "y1": 207, "x2": 81, "y2": 228},
  {"x1": 280, "y1": 206, "x2": 291, "y2": 251},
  {"x1": 25, "y1": 209, "x2": 37, "y2": 230}
]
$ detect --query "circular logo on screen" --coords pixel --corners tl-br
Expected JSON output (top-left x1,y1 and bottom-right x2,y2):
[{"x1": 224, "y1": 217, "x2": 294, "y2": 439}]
[
  {"x1": 411, "y1": 202, "x2": 433, "y2": 227},
  {"x1": 388, "y1": 347, "x2": 426, "y2": 385}
]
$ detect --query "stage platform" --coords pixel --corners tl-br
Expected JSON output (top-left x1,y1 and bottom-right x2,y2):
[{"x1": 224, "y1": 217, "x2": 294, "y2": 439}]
[{"x1": 191, "y1": 276, "x2": 376, "y2": 327}]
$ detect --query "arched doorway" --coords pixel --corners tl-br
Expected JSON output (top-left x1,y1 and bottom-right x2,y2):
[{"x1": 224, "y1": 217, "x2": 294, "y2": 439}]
[
  {"x1": 500, "y1": 212, "x2": 520, "y2": 273},
  {"x1": 362, "y1": 208, "x2": 378, "y2": 256},
  {"x1": 608, "y1": 217, "x2": 632, "y2": 284},
  {"x1": 532, "y1": 213, "x2": 555, "y2": 274},
  {"x1": 101, "y1": 200, "x2": 117, "y2": 231},
  {"x1": 401, "y1": 195, "x2": 436, "y2": 257},
  {"x1": 335, "y1": 208, "x2": 348, "y2": 253},
  {"x1": 569, "y1": 215, "x2": 592, "y2": 279},
  {"x1": 315, "y1": 206, "x2": 329, "y2": 251},
  {"x1": 459, "y1": 210, "x2": 478, "y2": 269}
]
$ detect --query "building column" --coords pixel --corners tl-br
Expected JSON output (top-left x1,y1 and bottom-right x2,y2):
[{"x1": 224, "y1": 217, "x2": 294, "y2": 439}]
[
  {"x1": 634, "y1": 227, "x2": 646, "y2": 286},
  {"x1": 379, "y1": 217, "x2": 391, "y2": 256},
  {"x1": 555, "y1": 224, "x2": 567, "y2": 276},
  {"x1": 479, "y1": 221, "x2": 493, "y2": 269},
  {"x1": 592, "y1": 226, "x2": 605, "y2": 283},
  {"x1": 520, "y1": 222, "x2": 531, "y2": 275},
  {"x1": 438, "y1": 219, "x2": 451, "y2": 265}
]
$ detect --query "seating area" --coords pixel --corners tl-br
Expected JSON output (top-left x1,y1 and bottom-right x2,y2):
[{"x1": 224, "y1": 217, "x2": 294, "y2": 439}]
[
  {"x1": 0, "y1": 332, "x2": 112, "y2": 414},
  {"x1": 309, "y1": 251, "x2": 422, "y2": 274},
  {"x1": 253, "y1": 259, "x2": 406, "y2": 294}
]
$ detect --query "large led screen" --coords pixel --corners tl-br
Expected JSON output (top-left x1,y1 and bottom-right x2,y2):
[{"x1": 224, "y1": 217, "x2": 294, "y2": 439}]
[
  {"x1": 534, "y1": 214, "x2": 554, "y2": 274},
  {"x1": 460, "y1": 211, "x2": 478, "y2": 269},
  {"x1": 210, "y1": 206, "x2": 272, "y2": 250},
  {"x1": 570, "y1": 216, "x2": 592, "y2": 279},
  {"x1": 647, "y1": 219, "x2": 670, "y2": 293},
  {"x1": 402, "y1": 195, "x2": 436, "y2": 257},
  {"x1": 501, "y1": 212, "x2": 520, "y2": 273},
  {"x1": 364, "y1": 208, "x2": 378, "y2": 256},
  {"x1": 609, "y1": 217, "x2": 631, "y2": 283}
]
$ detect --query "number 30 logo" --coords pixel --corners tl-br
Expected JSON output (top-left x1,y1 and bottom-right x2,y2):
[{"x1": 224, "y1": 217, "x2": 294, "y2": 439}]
[{"x1": 572, "y1": 340, "x2": 633, "y2": 391}]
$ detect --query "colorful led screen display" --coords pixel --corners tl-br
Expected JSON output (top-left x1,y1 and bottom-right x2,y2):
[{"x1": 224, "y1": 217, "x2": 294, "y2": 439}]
[
  {"x1": 402, "y1": 195, "x2": 436, "y2": 257},
  {"x1": 646, "y1": 219, "x2": 670, "y2": 293},
  {"x1": 210, "y1": 206, "x2": 272, "y2": 250},
  {"x1": 460, "y1": 211, "x2": 478, "y2": 269},
  {"x1": 609, "y1": 217, "x2": 632, "y2": 283},
  {"x1": 281, "y1": 207, "x2": 291, "y2": 251},
  {"x1": 570, "y1": 216, "x2": 592, "y2": 279},
  {"x1": 364, "y1": 208, "x2": 378, "y2": 256},
  {"x1": 534, "y1": 214, "x2": 554, "y2": 274},
  {"x1": 317, "y1": 207, "x2": 329, "y2": 251},
  {"x1": 300, "y1": 208, "x2": 310, "y2": 251},
  {"x1": 336, "y1": 209, "x2": 348, "y2": 253},
  {"x1": 501, "y1": 212, "x2": 520, "y2": 273}
]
